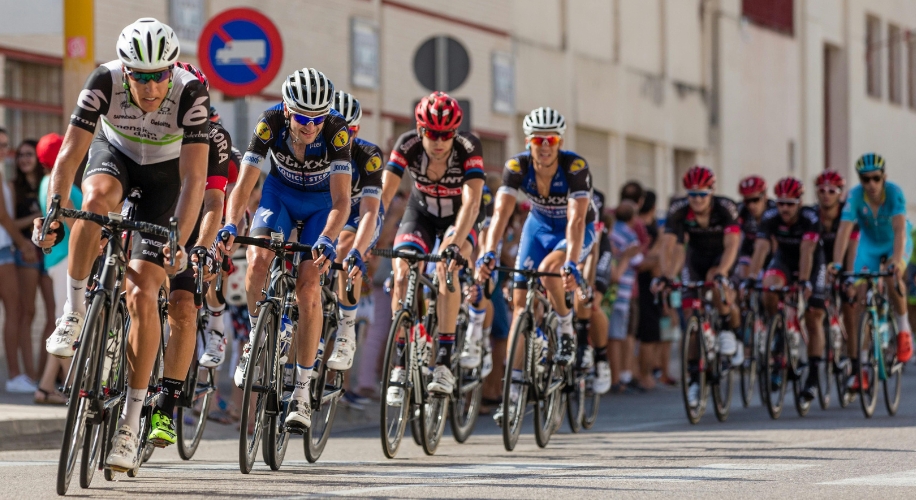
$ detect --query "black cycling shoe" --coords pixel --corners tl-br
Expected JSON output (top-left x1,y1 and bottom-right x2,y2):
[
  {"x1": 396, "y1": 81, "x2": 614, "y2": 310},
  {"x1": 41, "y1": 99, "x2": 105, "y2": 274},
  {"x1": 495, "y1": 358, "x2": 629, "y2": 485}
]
[
  {"x1": 556, "y1": 335, "x2": 576, "y2": 366},
  {"x1": 800, "y1": 376, "x2": 818, "y2": 402}
]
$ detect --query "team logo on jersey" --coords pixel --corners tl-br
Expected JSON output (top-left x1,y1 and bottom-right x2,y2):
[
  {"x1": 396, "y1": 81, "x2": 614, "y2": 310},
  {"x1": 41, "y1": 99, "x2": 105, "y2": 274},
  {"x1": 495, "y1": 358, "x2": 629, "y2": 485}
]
[
  {"x1": 506, "y1": 158, "x2": 521, "y2": 173},
  {"x1": 569, "y1": 158, "x2": 586, "y2": 173},
  {"x1": 332, "y1": 128, "x2": 350, "y2": 150},
  {"x1": 366, "y1": 154, "x2": 382, "y2": 173},
  {"x1": 482, "y1": 192, "x2": 492, "y2": 205},
  {"x1": 256, "y1": 121, "x2": 272, "y2": 142}
]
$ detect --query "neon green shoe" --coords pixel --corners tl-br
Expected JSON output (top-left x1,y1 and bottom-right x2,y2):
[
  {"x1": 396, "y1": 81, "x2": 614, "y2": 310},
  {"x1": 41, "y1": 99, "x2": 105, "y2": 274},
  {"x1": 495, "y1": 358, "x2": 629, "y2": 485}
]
[{"x1": 148, "y1": 407, "x2": 176, "y2": 447}]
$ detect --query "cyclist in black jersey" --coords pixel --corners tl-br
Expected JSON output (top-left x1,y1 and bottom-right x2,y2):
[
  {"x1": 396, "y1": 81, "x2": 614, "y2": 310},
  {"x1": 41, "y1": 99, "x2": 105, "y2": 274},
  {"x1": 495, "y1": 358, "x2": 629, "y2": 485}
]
[
  {"x1": 747, "y1": 177, "x2": 827, "y2": 402},
  {"x1": 33, "y1": 19, "x2": 209, "y2": 471},
  {"x1": 380, "y1": 92, "x2": 484, "y2": 396},
  {"x1": 656, "y1": 166, "x2": 741, "y2": 407},
  {"x1": 220, "y1": 68, "x2": 352, "y2": 431},
  {"x1": 735, "y1": 175, "x2": 776, "y2": 280},
  {"x1": 325, "y1": 91, "x2": 383, "y2": 371},
  {"x1": 460, "y1": 183, "x2": 496, "y2": 372}
]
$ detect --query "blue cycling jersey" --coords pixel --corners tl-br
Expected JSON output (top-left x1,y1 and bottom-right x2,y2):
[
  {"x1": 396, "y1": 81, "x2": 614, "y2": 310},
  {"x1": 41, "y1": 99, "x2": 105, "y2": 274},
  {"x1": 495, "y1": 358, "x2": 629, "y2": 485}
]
[{"x1": 841, "y1": 181, "x2": 909, "y2": 243}]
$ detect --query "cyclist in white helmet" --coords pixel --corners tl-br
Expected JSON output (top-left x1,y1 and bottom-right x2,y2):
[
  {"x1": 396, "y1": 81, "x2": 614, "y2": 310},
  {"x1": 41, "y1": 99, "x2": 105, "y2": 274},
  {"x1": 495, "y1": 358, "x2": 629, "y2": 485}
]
[
  {"x1": 219, "y1": 68, "x2": 352, "y2": 431},
  {"x1": 33, "y1": 18, "x2": 210, "y2": 472}
]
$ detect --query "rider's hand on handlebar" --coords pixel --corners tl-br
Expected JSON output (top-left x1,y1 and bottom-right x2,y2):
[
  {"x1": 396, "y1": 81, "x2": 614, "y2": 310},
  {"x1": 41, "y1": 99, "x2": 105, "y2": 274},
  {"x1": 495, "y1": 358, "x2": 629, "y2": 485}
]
[
  {"x1": 217, "y1": 224, "x2": 237, "y2": 255},
  {"x1": 800, "y1": 280, "x2": 813, "y2": 301},
  {"x1": 440, "y1": 242, "x2": 463, "y2": 273},
  {"x1": 312, "y1": 235, "x2": 336, "y2": 272},
  {"x1": 190, "y1": 246, "x2": 216, "y2": 282},
  {"x1": 346, "y1": 248, "x2": 366, "y2": 280},
  {"x1": 650, "y1": 276, "x2": 670, "y2": 294},
  {"x1": 561, "y1": 260, "x2": 583, "y2": 292},
  {"x1": 32, "y1": 218, "x2": 63, "y2": 249},
  {"x1": 475, "y1": 251, "x2": 496, "y2": 281},
  {"x1": 162, "y1": 244, "x2": 187, "y2": 276}
]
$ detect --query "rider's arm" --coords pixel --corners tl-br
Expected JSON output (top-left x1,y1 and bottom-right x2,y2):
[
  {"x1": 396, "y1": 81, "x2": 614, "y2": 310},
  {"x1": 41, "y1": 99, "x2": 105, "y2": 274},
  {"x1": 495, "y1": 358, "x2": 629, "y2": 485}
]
[
  {"x1": 380, "y1": 171, "x2": 401, "y2": 214},
  {"x1": 658, "y1": 233, "x2": 677, "y2": 279},
  {"x1": 484, "y1": 190, "x2": 516, "y2": 254},
  {"x1": 194, "y1": 189, "x2": 225, "y2": 248},
  {"x1": 748, "y1": 237, "x2": 772, "y2": 276},
  {"x1": 660, "y1": 200, "x2": 687, "y2": 279},
  {"x1": 444, "y1": 178, "x2": 483, "y2": 247},
  {"x1": 564, "y1": 196, "x2": 589, "y2": 264},
  {"x1": 799, "y1": 238, "x2": 816, "y2": 282},
  {"x1": 845, "y1": 234, "x2": 859, "y2": 271},
  {"x1": 891, "y1": 214, "x2": 907, "y2": 268},
  {"x1": 47, "y1": 127, "x2": 94, "y2": 211},
  {"x1": 715, "y1": 198, "x2": 741, "y2": 274},
  {"x1": 321, "y1": 172, "x2": 352, "y2": 241},
  {"x1": 832, "y1": 221, "x2": 855, "y2": 266},
  {"x1": 174, "y1": 143, "x2": 209, "y2": 246},
  {"x1": 224, "y1": 163, "x2": 259, "y2": 231},
  {"x1": 351, "y1": 196, "x2": 380, "y2": 255}
]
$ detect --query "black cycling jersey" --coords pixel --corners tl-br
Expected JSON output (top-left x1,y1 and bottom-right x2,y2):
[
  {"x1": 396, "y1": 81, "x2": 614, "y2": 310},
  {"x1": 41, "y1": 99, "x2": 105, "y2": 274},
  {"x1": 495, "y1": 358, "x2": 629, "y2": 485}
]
[
  {"x1": 737, "y1": 199, "x2": 777, "y2": 257},
  {"x1": 665, "y1": 195, "x2": 740, "y2": 258},
  {"x1": 816, "y1": 202, "x2": 858, "y2": 263},
  {"x1": 386, "y1": 130, "x2": 485, "y2": 219},
  {"x1": 350, "y1": 137, "x2": 383, "y2": 205},
  {"x1": 594, "y1": 227, "x2": 613, "y2": 295},
  {"x1": 757, "y1": 205, "x2": 821, "y2": 269},
  {"x1": 244, "y1": 104, "x2": 352, "y2": 191},
  {"x1": 498, "y1": 150, "x2": 595, "y2": 230}
]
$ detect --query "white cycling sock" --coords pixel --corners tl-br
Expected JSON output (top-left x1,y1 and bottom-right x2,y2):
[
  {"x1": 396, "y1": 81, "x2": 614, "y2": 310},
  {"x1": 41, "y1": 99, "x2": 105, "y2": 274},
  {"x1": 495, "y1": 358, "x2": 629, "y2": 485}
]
[
  {"x1": 120, "y1": 387, "x2": 146, "y2": 435},
  {"x1": 896, "y1": 313, "x2": 910, "y2": 333},
  {"x1": 467, "y1": 306, "x2": 486, "y2": 342},
  {"x1": 66, "y1": 276, "x2": 89, "y2": 316},
  {"x1": 338, "y1": 302, "x2": 358, "y2": 341},
  {"x1": 558, "y1": 310, "x2": 574, "y2": 338},
  {"x1": 206, "y1": 304, "x2": 226, "y2": 334},
  {"x1": 292, "y1": 364, "x2": 313, "y2": 402}
]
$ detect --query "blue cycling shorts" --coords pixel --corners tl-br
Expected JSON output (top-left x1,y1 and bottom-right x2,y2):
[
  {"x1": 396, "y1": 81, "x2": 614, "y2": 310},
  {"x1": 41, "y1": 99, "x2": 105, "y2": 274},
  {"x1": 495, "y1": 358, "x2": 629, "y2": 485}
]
[
  {"x1": 513, "y1": 215, "x2": 595, "y2": 286},
  {"x1": 251, "y1": 175, "x2": 334, "y2": 245},
  {"x1": 343, "y1": 200, "x2": 385, "y2": 250},
  {"x1": 853, "y1": 233, "x2": 913, "y2": 273}
]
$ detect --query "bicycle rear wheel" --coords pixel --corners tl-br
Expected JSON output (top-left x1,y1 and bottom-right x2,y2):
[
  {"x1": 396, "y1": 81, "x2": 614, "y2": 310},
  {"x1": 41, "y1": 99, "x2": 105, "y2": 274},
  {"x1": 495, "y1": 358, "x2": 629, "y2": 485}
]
[
  {"x1": 581, "y1": 358, "x2": 601, "y2": 430},
  {"x1": 739, "y1": 310, "x2": 757, "y2": 408},
  {"x1": 449, "y1": 314, "x2": 483, "y2": 443},
  {"x1": 566, "y1": 366, "x2": 584, "y2": 433},
  {"x1": 306, "y1": 367, "x2": 341, "y2": 462},
  {"x1": 177, "y1": 329, "x2": 215, "y2": 460},
  {"x1": 883, "y1": 319, "x2": 902, "y2": 416},
  {"x1": 681, "y1": 316, "x2": 706, "y2": 424},
  {"x1": 818, "y1": 320, "x2": 834, "y2": 410},
  {"x1": 502, "y1": 312, "x2": 531, "y2": 452},
  {"x1": 239, "y1": 307, "x2": 273, "y2": 473},
  {"x1": 764, "y1": 313, "x2": 789, "y2": 420},
  {"x1": 711, "y1": 350, "x2": 733, "y2": 422},
  {"x1": 380, "y1": 310, "x2": 412, "y2": 458},
  {"x1": 534, "y1": 313, "x2": 561, "y2": 448},
  {"x1": 858, "y1": 313, "x2": 879, "y2": 418}
]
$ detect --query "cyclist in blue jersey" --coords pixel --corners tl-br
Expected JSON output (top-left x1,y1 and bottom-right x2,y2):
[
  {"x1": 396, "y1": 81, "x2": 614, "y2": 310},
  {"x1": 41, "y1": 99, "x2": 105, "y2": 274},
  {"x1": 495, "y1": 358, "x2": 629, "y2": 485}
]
[
  {"x1": 325, "y1": 91, "x2": 383, "y2": 371},
  {"x1": 477, "y1": 107, "x2": 595, "y2": 424},
  {"x1": 219, "y1": 68, "x2": 352, "y2": 431},
  {"x1": 831, "y1": 153, "x2": 913, "y2": 389}
]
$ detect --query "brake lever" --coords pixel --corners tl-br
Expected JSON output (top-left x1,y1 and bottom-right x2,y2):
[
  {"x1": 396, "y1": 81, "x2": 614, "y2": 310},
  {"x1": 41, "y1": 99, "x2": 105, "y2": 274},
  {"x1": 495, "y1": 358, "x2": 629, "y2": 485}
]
[{"x1": 345, "y1": 254, "x2": 357, "y2": 304}]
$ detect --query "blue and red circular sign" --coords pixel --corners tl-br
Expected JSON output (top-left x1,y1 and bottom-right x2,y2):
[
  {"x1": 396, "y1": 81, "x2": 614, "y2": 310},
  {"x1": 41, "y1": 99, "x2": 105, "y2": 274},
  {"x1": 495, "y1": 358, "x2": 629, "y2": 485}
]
[{"x1": 198, "y1": 8, "x2": 283, "y2": 97}]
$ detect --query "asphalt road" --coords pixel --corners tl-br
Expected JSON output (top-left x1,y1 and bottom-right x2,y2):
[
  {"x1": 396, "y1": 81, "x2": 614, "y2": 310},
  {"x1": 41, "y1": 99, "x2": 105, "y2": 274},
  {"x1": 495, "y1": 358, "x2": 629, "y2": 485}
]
[{"x1": 4, "y1": 370, "x2": 916, "y2": 499}]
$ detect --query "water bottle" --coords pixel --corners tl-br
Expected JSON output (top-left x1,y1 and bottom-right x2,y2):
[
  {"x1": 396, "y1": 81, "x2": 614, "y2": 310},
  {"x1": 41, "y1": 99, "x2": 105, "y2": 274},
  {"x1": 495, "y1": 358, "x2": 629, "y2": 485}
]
[
  {"x1": 278, "y1": 315, "x2": 293, "y2": 364},
  {"x1": 787, "y1": 319, "x2": 800, "y2": 360},
  {"x1": 702, "y1": 321, "x2": 716, "y2": 358},
  {"x1": 877, "y1": 316, "x2": 890, "y2": 349},
  {"x1": 829, "y1": 317, "x2": 843, "y2": 351},
  {"x1": 669, "y1": 289, "x2": 682, "y2": 309}
]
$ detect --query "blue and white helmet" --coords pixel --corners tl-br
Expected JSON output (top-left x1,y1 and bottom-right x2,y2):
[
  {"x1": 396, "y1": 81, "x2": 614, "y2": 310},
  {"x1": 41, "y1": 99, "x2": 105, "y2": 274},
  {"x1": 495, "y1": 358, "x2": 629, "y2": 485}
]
[
  {"x1": 332, "y1": 91, "x2": 362, "y2": 126},
  {"x1": 116, "y1": 18, "x2": 180, "y2": 71},
  {"x1": 523, "y1": 107, "x2": 566, "y2": 136},
  {"x1": 282, "y1": 68, "x2": 334, "y2": 114}
]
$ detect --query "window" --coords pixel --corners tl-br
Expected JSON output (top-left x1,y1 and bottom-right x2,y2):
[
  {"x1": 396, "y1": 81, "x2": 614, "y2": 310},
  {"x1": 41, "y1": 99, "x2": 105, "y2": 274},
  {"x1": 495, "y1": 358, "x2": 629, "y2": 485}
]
[
  {"x1": 909, "y1": 30, "x2": 916, "y2": 109},
  {"x1": 889, "y1": 25, "x2": 902, "y2": 104},
  {"x1": 2, "y1": 59, "x2": 64, "y2": 148},
  {"x1": 866, "y1": 15, "x2": 882, "y2": 98},
  {"x1": 742, "y1": 0, "x2": 794, "y2": 36}
]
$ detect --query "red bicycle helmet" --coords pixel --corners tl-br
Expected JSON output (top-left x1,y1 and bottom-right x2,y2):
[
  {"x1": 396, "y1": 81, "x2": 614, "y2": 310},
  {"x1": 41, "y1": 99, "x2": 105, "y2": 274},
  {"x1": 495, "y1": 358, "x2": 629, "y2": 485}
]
[
  {"x1": 815, "y1": 169, "x2": 845, "y2": 188},
  {"x1": 774, "y1": 177, "x2": 804, "y2": 199},
  {"x1": 415, "y1": 91, "x2": 463, "y2": 131},
  {"x1": 683, "y1": 166, "x2": 716, "y2": 190},
  {"x1": 738, "y1": 175, "x2": 767, "y2": 197},
  {"x1": 175, "y1": 61, "x2": 208, "y2": 90}
]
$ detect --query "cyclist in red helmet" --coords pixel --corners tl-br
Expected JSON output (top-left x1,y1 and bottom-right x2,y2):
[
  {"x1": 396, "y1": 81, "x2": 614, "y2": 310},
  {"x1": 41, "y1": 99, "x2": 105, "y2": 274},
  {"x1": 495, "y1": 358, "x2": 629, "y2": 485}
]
[
  {"x1": 656, "y1": 166, "x2": 742, "y2": 408},
  {"x1": 747, "y1": 176, "x2": 827, "y2": 403},
  {"x1": 735, "y1": 176, "x2": 776, "y2": 280},
  {"x1": 380, "y1": 92, "x2": 485, "y2": 396}
]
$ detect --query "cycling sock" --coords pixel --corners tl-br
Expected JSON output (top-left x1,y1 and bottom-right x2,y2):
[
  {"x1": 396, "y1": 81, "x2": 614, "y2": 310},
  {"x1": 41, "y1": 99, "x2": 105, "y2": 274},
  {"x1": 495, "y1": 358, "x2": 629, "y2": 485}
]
[
  {"x1": 293, "y1": 364, "x2": 313, "y2": 402},
  {"x1": 120, "y1": 387, "x2": 146, "y2": 435},
  {"x1": 510, "y1": 369, "x2": 523, "y2": 402},
  {"x1": 807, "y1": 357, "x2": 821, "y2": 384},
  {"x1": 248, "y1": 313, "x2": 258, "y2": 331},
  {"x1": 157, "y1": 377, "x2": 183, "y2": 415},
  {"x1": 596, "y1": 346, "x2": 609, "y2": 363},
  {"x1": 437, "y1": 332, "x2": 455, "y2": 365},
  {"x1": 66, "y1": 275, "x2": 89, "y2": 316},
  {"x1": 558, "y1": 311, "x2": 574, "y2": 338},
  {"x1": 575, "y1": 319, "x2": 590, "y2": 353},
  {"x1": 338, "y1": 302, "x2": 358, "y2": 340},
  {"x1": 895, "y1": 313, "x2": 910, "y2": 332},
  {"x1": 207, "y1": 304, "x2": 226, "y2": 332},
  {"x1": 468, "y1": 306, "x2": 487, "y2": 342}
]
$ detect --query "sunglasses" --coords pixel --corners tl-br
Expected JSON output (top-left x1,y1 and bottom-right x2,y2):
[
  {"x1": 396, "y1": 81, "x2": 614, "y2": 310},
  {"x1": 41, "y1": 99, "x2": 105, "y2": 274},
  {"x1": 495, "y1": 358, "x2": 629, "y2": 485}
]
[
  {"x1": 125, "y1": 67, "x2": 172, "y2": 84},
  {"x1": 859, "y1": 174, "x2": 882, "y2": 184},
  {"x1": 776, "y1": 199, "x2": 800, "y2": 207},
  {"x1": 817, "y1": 187, "x2": 841, "y2": 195},
  {"x1": 348, "y1": 126, "x2": 360, "y2": 135},
  {"x1": 526, "y1": 135, "x2": 561, "y2": 147},
  {"x1": 687, "y1": 190, "x2": 711, "y2": 198},
  {"x1": 421, "y1": 128, "x2": 457, "y2": 141},
  {"x1": 290, "y1": 111, "x2": 328, "y2": 127},
  {"x1": 743, "y1": 196, "x2": 763, "y2": 204}
]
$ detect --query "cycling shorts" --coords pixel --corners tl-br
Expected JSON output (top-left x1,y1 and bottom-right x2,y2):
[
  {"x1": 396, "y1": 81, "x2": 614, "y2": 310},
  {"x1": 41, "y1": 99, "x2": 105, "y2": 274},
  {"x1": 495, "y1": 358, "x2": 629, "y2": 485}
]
[
  {"x1": 853, "y1": 233, "x2": 913, "y2": 274},
  {"x1": 513, "y1": 214, "x2": 595, "y2": 287},
  {"x1": 250, "y1": 175, "x2": 334, "y2": 245},
  {"x1": 84, "y1": 138, "x2": 181, "y2": 268},
  {"x1": 763, "y1": 255, "x2": 827, "y2": 310},
  {"x1": 680, "y1": 253, "x2": 723, "y2": 300},
  {"x1": 343, "y1": 200, "x2": 385, "y2": 251},
  {"x1": 393, "y1": 205, "x2": 478, "y2": 254}
]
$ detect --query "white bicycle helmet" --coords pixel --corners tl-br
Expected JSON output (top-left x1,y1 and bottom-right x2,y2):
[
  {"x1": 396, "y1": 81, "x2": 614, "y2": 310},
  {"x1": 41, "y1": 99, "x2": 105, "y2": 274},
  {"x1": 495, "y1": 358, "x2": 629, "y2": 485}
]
[
  {"x1": 332, "y1": 91, "x2": 362, "y2": 126},
  {"x1": 522, "y1": 107, "x2": 567, "y2": 136},
  {"x1": 116, "y1": 18, "x2": 180, "y2": 71},
  {"x1": 282, "y1": 68, "x2": 334, "y2": 114}
]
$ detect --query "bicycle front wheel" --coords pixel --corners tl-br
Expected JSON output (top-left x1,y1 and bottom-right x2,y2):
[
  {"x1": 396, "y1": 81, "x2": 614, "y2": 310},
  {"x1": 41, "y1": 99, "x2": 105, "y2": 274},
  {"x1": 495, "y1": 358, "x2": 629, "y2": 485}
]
[
  {"x1": 764, "y1": 313, "x2": 788, "y2": 420},
  {"x1": 449, "y1": 312, "x2": 483, "y2": 443},
  {"x1": 739, "y1": 310, "x2": 757, "y2": 408},
  {"x1": 380, "y1": 310, "x2": 412, "y2": 458},
  {"x1": 681, "y1": 316, "x2": 706, "y2": 424},
  {"x1": 581, "y1": 355, "x2": 601, "y2": 430},
  {"x1": 534, "y1": 312, "x2": 562, "y2": 448},
  {"x1": 566, "y1": 366, "x2": 584, "y2": 433},
  {"x1": 818, "y1": 319, "x2": 834, "y2": 410},
  {"x1": 711, "y1": 349, "x2": 733, "y2": 422},
  {"x1": 858, "y1": 312, "x2": 879, "y2": 418},
  {"x1": 239, "y1": 306, "x2": 274, "y2": 473},
  {"x1": 306, "y1": 365, "x2": 341, "y2": 463},
  {"x1": 883, "y1": 318, "x2": 902, "y2": 416},
  {"x1": 502, "y1": 312, "x2": 532, "y2": 452},
  {"x1": 177, "y1": 349, "x2": 215, "y2": 460}
]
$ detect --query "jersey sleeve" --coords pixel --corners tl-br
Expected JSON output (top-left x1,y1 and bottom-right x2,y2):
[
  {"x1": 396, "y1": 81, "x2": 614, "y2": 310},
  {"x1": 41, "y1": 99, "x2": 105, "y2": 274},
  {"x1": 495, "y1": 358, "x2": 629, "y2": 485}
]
[
  {"x1": 664, "y1": 200, "x2": 688, "y2": 243},
  {"x1": 176, "y1": 79, "x2": 210, "y2": 144},
  {"x1": 205, "y1": 125, "x2": 231, "y2": 193},
  {"x1": 756, "y1": 209, "x2": 779, "y2": 239},
  {"x1": 566, "y1": 154, "x2": 592, "y2": 199},
  {"x1": 801, "y1": 207, "x2": 820, "y2": 241},
  {"x1": 498, "y1": 155, "x2": 526, "y2": 198},
  {"x1": 244, "y1": 107, "x2": 282, "y2": 173},
  {"x1": 70, "y1": 66, "x2": 113, "y2": 132},
  {"x1": 322, "y1": 115, "x2": 352, "y2": 176},
  {"x1": 458, "y1": 133, "x2": 485, "y2": 182},
  {"x1": 841, "y1": 189, "x2": 859, "y2": 222},
  {"x1": 888, "y1": 183, "x2": 907, "y2": 217},
  {"x1": 718, "y1": 197, "x2": 741, "y2": 234},
  {"x1": 360, "y1": 142, "x2": 384, "y2": 200},
  {"x1": 385, "y1": 132, "x2": 412, "y2": 178}
]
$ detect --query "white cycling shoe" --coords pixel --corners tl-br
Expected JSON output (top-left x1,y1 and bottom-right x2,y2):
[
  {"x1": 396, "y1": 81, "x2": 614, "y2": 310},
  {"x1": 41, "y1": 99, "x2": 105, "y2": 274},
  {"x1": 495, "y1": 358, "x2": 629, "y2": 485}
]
[
  {"x1": 199, "y1": 331, "x2": 227, "y2": 368},
  {"x1": 46, "y1": 312, "x2": 85, "y2": 358},
  {"x1": 327, "y1": 336, "x2": 356, "y2": 371},
  {"x1": 717, "y1": 330, "x2": 738, "y2": 356},
  {"x1": 105, "y1": 425, "x2": 139, "y2": 472},
  {"x1": 459, "y1": 342, "x2": 482, "y2": 369},
  {"x1": 386, "y1": 367, "x2": 406, "y2": 406},
  {"x1": 233, "y1": 342, "x2": 252, "y2": 388},
  {"x1": 594, "y1": 361, "x2": 612, "y2": 395},
  {"x1": 427, "y1": 365, "x2": 455, "y2": 394},
  {"x1": 284, "y1": 399, "x2": 312, "y2": 430}
]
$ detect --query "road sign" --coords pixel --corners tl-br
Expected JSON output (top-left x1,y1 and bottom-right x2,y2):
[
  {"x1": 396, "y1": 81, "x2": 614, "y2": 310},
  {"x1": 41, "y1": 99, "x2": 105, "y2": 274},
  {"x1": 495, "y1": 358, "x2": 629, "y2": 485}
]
[{"x1": 197, "y1": 8, "x2": 283, "y2": 97}]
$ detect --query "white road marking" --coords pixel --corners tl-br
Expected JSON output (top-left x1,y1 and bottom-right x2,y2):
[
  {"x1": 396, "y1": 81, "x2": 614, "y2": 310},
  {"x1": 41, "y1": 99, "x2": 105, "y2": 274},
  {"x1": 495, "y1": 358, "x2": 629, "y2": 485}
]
[
  {"x1": 821, "y1": 469, "x2": 916, "y2": 486},
  {"x1": 577, "y1": 463, "x2": 816, "y2": 482}
]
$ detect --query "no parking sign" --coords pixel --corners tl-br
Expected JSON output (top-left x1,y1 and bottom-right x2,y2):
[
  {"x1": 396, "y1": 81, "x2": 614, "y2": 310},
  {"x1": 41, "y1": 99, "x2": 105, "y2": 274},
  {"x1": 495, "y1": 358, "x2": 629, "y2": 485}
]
[{"x1": 197, "y1": 8, "x2": 284, "y2": 97}]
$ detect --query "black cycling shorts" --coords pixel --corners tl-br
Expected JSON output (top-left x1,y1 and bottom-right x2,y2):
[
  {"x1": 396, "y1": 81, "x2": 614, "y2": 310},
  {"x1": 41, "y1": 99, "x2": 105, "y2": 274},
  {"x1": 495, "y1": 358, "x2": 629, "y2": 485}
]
[
  {"x1": 393, "y1": 205, "x2": 477, "y2": 254},
  {"x1": 680, "y1": 252, "x2": 722, "y2": 300},
  {"x1": 764, "y1": 254, "x2": 827, "y2": 310},
  {"x1": 84, "y1": 138, "x2": 180, "y2": 267}
]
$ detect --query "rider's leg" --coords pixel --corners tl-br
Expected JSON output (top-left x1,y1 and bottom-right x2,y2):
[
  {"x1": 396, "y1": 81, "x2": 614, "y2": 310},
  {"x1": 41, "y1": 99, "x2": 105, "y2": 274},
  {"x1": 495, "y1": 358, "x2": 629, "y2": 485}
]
[
  {"x1": 886, "y1": 266, "x2": 913, "y2": 362},
  {"x1": 803, "y1": 305, "x2": 826, "y2": 395},
  {"x1": 244, "y1": 246, "x2": 273, "y2": 325},
  {"x1": 291, "y1": 262, "x2": 323, "y2": 401},
  {"x1": 432, "y1": 239, "x2": 473, "y2": 372},
  {"x1": 329, "y1": 231, "x2": 359, "y2": 371},
  {"x1": 160, "y1": 288, "x2": 197, "y2": 410}
]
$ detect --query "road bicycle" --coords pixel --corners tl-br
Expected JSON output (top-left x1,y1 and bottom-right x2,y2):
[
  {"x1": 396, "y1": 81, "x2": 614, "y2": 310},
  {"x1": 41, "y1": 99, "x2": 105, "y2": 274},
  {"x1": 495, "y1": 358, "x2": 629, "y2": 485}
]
[
  {"x1": 761, "y1": 284, "x2": 810, "y2": 420},
  {"x1": 738, "y1": 283, "x2": 766, "y2": 408}
]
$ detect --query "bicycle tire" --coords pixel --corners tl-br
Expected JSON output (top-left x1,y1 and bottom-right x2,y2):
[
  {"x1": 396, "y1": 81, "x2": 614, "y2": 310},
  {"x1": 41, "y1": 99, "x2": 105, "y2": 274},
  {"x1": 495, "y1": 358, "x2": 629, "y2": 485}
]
[
  {"x1": 502, "y1": 312, "x2": 531, "y2": 452},
  {"x1": 566, "y1": 366, "x2": 584, "y2": 433},
  {"x1": 266, "y1": 320, "x2": 291, "y2": 471},
  {"x1": 449, "y1": 310, "x2": 483, "y2": 443},
  {"x1": 57, "y1": 294, "x2": 104, "y2": 495},
  {"x1": 681, "y1": 316, "x2": 706, "y2": 424},
  {"x1": 739, "y1": 309, "x2": 757, "y2": 408},
  {"x1": 419, "y1": 319, "x2": 448, "y2": 456},
  {"x1": 177, "y1": 321, "x2": 215, "y2": 460},
  {"x1": 883, "y1": 317, "x2": 902, "y2": 416},
  {"x1": 239, "y1": 307, "x2": 274, "y2": 473},
  {"x1": 534, "y1": 312, "x2": 561, "y2": 448},
  {"x1": 858, "y1": 312, "x2": 879, "y2": 418},
  {"x1": 306, "y1": 307, "x2": 338, "y2": 463},
  {"x1": 102, "y1": 301, "x2": 128, "y2": 483},
  {"x1": 711, "y1": 350, "x2": 733, "y2": 422},
  {"x1": 380, "y1": 310, "x2": 412, "y2": 458},
  {"x1": 818, "y1": 317, "x2": 833, "y2": 410},
  {"x1": 581, "y1": 352, "x2": 601, "y2": 430},
  {"x1": 792, "y1": 331, "x2": 810, "y2": 418},
  {"x1": 764, "y1": 312, "x2": 788, "y2": 420}
]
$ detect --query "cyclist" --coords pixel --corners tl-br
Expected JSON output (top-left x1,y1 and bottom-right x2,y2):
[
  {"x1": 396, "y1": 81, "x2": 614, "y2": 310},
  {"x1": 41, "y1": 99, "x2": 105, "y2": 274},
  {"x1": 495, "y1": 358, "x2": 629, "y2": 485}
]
[
  {"x1": 460, "y1": 183, "x2": 495, "y2": 371},
  {"x1": 747, "y1": 177, "x2": 827, "y2": 401},
  {"x1": 655, "y1": 166, "x2": 741, "y2": 407},
  {"x1": 476, "y1": 107, "x2": 596, "y2": 422},
  {"x1": 325, "y1": 91, "x2": 383, "y2": 371},
  {"x1": 381, "y1": 92, "x2": 484, "y2": 396},
  {"x1": 735, "y1": 175, "x2": 776, "y2": 280},
  {"x1": 34, "y1": 18, "x2": 209, "y2": 471},
  {"x1": 141, "y1": 63, "x2": 230, "y2": 446},
  {"x1": 220, "y1": 68, "x2": 352, "y2": 431},
  {"x1": 831, "y1": 153, "x2": 913, "y2": 392}
]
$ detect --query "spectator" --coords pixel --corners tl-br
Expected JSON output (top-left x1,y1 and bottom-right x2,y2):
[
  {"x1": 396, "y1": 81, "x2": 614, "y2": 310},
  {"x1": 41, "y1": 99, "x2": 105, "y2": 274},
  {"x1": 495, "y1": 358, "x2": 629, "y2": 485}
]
[
  {"x1": 609, "y1": 200, "x2": 643, "y2": 393},
  {"x1": 634, "y1": 190, "x2": 663, "y2": 389},
  {"x1": 35, "y1": 133, "x2": 76, "y2": 404},
  {"x1": 0, "y1": 129, "x2": 40, "y2": 393}
]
